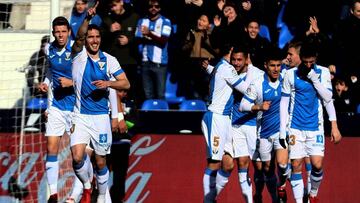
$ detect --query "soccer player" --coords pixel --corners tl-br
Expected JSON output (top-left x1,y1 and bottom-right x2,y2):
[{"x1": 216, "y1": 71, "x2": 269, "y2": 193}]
[
  {"x1": 215, "y1": 46, "x2": 264, "y2": 203},
  {"x1": 279, "y1": 43, "x2": 341, "y2": 203},
  {"x1": 70, "y1": 4, "x2": 130, "y2": 203},
  {"x1": 37, "y1": 16, "x2": 85, "y2": 203},
  {"x1": 201, "y1": 44, "x2": 252, "y2": 203},
  {"x1": 239, "y1": 48, "x2": 284, "y2": 202}
]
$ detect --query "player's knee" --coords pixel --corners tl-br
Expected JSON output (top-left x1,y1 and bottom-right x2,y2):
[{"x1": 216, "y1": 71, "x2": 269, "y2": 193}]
[
  {"x1": 262, "y1": 161, "x2": 271, "y2": 173},
  {"x1": 311, "y1": 161, "x2": 323, "y2": 171},
  {"x1": 222, "y1": 154, "x2": 234, "y2": 172},
  {"x1": 291, "y1": 159, "x2": 302, "y2": 172},
  {"x1": 72, "y1": 154, "x2": 84, "y2": 164},
  {"x1": 95, "y1": 156, "x2": 107, "y2": 169}
]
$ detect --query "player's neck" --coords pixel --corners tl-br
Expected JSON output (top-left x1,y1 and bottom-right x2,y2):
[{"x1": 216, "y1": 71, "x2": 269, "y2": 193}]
[{"x1": 87, "y1": 51, "x2": 100, "y2": 60}]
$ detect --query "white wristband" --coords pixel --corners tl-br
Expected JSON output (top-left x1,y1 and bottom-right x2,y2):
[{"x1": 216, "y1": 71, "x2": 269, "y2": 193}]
[{"x1": 118, "y1": 113, "x2": 124, "y2": 121}]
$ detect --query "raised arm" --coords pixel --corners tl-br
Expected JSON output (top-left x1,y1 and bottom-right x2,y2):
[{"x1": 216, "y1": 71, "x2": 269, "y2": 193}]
[{"x1": 71, "y1": 1, "x2": 98, "y2": 56}]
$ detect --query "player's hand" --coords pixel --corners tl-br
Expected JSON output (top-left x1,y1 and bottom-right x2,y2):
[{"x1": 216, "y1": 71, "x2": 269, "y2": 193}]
[
  {"x1": 58, "y1": 77, "x2": 73, "y2": 88},
  {"x1": 38, "y1": 83, "x2": 48, "y2": 93},
  {"x1": 140, "y1": 25, "x2": 150, "y2": 36},
  {"x1": 118, "y1": 119, "x2": 128, "y2": 134},
  {"x1": 86, "y1": 1, "x2": 98, "y2": 19},
  {"x1": 297, "y1": 63, "x2": 312, "y2": 79},
  {"x1": 279, "y1": 138, "x2": 288, "y2": 149},
  {"x1": 111, "y1": 22, "x2": 121, "y2": 32},
  {"x1": 260, "y1": 101, "x2": 271, "y2": 111},
  {"x1": 118, "y1": 35, "x2": 129, "y2": 45},
  {"x1": 92, "y1": 80, "x2": 110, "y2": 89},
  {"x1": 331, "y1": 124, "x2": 342, "y2": 144},
  {"x1": 111, "y1": 118, "x2": 119, "y2": 132},
  {"x1": 201, "y1": 58, "x2": 210, "y2": 70},
  {"x1": 307, "y1": 69, "x2": 320, "y2": 83},
  {"x1": 213, "y1": 15, "x2": 221, "y2": 27}
]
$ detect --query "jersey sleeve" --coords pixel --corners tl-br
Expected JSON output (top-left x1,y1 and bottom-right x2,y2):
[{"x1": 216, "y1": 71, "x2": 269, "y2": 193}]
[
  {"x1": 161, "y1": 19, "x2": 172, "y2": 37},
  {"x1": 108, "y1": 56, "x2": 124, "y2": 78},
  {"x1": 281, "y1": 69, "x2": 292, "y2": 97},
  {"x1": 239, "y1": 83, "x2": 258, "y2": 112},
  {"x1": 320, "y1": 68, "x2": 333, "y2": 91},
  {"x1": 223, "y1": 66, "x2": 248, "y2": 94}
]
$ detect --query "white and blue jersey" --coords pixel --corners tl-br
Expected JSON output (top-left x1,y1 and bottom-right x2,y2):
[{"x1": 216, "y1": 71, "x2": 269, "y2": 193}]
[
  {"x1": 45, "y1": 42, "x2": 75, "y2": 111},
  {"x1": 232, "y1": 65, "x2": 263, "y2": 126},
  {"x1": 243, "y1": 74, "x2": 282, "y2": 138},
  {"x1": 72, "y1": 48, "x2": 124, "y2": 115},
  {"x1": 282, "y1": 65, "x2": 332, "y2": 131},
  {"x1": 135, "y1": 15, "x2": 172, "y2": 64},
  {"x1": 207, "y1": 59, "x2": 247, "y2": 116}
]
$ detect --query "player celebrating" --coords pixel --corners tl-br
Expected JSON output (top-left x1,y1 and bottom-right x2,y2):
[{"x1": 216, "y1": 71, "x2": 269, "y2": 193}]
[
  {"x1": 201, "y1": 44, "x2": 252, "y2": 203},
  {"x1": 70, "y1": 3, "x2": 130, "y2": 203},
  {"x1": 279, "y1": 43, "x2": 341, "y2": 203},
  {"x1": 38, "y1": 16, "x2": 86, "y2": 203},
  {"x1": 239, "y1": 48, "x2": 284, "y2": 202}
]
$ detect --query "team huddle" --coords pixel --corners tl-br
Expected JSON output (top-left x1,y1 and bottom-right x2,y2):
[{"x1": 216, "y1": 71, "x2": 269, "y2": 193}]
[
  {"x1": 201, "y1": 42, "x2": 341, "y2": 203},
  {"x1": 39, "y1": 3, "x2": 129, "y2": 203}
]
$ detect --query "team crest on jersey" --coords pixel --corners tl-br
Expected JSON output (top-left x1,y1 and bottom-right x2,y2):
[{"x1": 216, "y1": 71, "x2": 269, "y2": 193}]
[
  {"x1": 212, "y1": 148, "x2": 219, "y2": 154},
  {"x1": 65, "y1": 52, "x2": 71, "y2": 60},
  {"x1": 98, "y1": 62, "x2": 106, "y2": 70},
  {"x1": 70, "y1": 124, "x2": 75, "y2": 134}
]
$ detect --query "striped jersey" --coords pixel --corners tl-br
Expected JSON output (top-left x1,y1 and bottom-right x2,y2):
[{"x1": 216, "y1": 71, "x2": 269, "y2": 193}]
[
  {"x1": 72, "y1": 48, "x2": 124, "y2": 115},
  {"x1": 135, "y1": 15, "x2": 172, "y2": 64},
  {"x1": 44, "y1": 41, "x2": 75, "y2": 111}
]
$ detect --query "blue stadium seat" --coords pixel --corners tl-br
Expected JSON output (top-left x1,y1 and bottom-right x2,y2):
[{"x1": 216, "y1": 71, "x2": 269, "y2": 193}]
[
  {"x1": 357, "y1": 104, "x2": 360, "y2": 114},
  {"x1": 165, "y1": 72, "x2": 185, "y2": 104},
  {"x1": 141, "y1": 99, "x2": 169, "y2": 111},
  {"x1": 179, "y1": 99, "x2": 207, "y2": 111},
  {"x1": 259, "y1": 24, "x2": 271, "y2": 42},
  {"x1": 26, "y1": 97, "x2": 47, "y2": 109}
]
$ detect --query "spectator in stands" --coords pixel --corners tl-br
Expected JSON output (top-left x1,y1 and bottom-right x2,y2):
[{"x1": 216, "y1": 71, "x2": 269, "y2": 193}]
[
  {"x1": 242, "y1": 18, "x2": 271, "y2": 70},
  {"x1": 135, "y1": 0, "x2": 171, "y2": 100},
  {"x1": 26, "y1": 35, "x2": 50, "y2": 96},
  {"x1": 101, "y1": 0, "x2": 140, "y2": 105},
  {"x1": 211, "y1": 1, "x2": 247, "y2": 51},
  {"x1": 69, "y1": 0, "x2": 102, "y2": 41},
  {"x1": 333, "y1": 76, "x2": 359, "y2": 113},
  {"x1": 333, "y1": 0, "x2": 360, "y2": 83},
  {"x1": 181, "y1": 13, "x2": 216, "y2": 101}
]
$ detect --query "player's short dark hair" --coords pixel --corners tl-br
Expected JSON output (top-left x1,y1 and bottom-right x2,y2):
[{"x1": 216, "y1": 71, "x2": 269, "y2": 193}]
[
  {"x1": 265, "y1": 46, "x2": 284, "y2": 62},
  {"x1": 299, "y1": 42, "x2": 318, "y2": 58},
  {"x1": 52, "y1": 16, "x2": 70, "y2": 30},
  {"x1": 232, "y1": 45, "x2": 249, "y2": 57},
  {"x1": 86, "y1": 24, "x2": 102, "y2": 37},
  {"x1": 219, "y1": 43, "x2": 233, "y2": 57}
]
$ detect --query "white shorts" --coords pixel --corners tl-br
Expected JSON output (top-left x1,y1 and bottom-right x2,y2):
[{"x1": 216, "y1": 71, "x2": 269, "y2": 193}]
[
  {"x1": 45, "y1": 106, "x2": 73, "y2": 136},
  {"x1": 288, "y1": 128, "x2": 325, "y2": 159},
  {"x1": 225, "y1": 125, "x2": 258, "y2": 160},
  {"x1": 201, "y1": 112, "x2": 231, "y2": 161},
  {"x1": 70, "y1": 113, "x2": 112, "y2": 156},
  {"x1": 259, "y1": 132, "x2": 283, "y2": 162}
]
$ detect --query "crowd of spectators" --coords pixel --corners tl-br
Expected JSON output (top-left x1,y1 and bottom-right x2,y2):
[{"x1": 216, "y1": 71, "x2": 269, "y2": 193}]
[{"x1": 27, "y1": 0, "x2": 360, "y2": 114}]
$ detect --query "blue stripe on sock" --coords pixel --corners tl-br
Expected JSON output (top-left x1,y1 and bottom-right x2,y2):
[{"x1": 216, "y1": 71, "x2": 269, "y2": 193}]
[
  {"x1": 306, "y1": 163, "x2": 312, "y2": 172},
  {"x1": 96, "y1": 166, "x2": 108, "y2": 176},
  {"x1": 311, "y1": 170, "x2": 323, "y2": 177},
  {"x1": 290, "y1": 173, "x2": 302, "y2": 181},
  {"x1": 205, "y1": 168, "x2": 217, "y2": 177},
  {"x1": 46, "y1": 155, "x2": 57, "y2": 162},
  {"x1": 219, "y1": 169, "x2": 231, "y2": 177},
  {"x1": 238, "y1": 168, "x2": 248, "y2": 173},
  {"x1": 73, "y1": 160, "x2": 84, "y2": 170}
]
